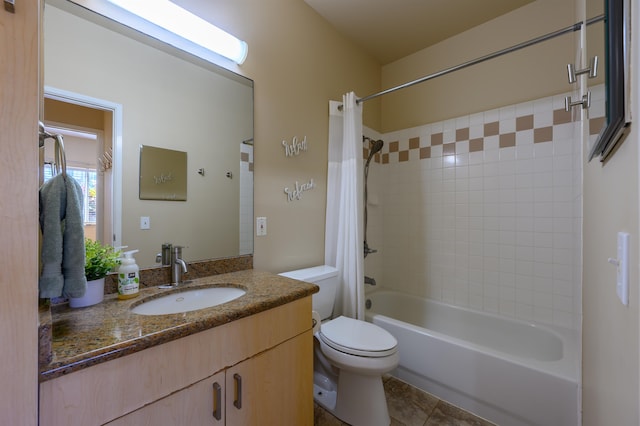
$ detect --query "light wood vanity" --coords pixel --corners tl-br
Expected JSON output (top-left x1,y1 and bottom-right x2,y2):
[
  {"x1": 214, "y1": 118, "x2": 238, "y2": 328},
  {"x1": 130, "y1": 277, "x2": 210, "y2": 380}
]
[{"x1": 39, "y1": 270, "x2": 316, "y2": 426}]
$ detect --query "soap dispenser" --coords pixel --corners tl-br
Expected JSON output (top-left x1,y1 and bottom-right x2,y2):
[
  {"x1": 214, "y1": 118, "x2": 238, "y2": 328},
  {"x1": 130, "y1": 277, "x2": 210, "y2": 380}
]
[{"x1": 118, "y1": 250, "x2": 140, "y2": 300}]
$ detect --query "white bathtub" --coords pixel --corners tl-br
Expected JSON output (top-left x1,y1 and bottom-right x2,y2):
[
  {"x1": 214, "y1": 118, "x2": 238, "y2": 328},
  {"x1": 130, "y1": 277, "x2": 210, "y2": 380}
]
[{"x1": 364, "y1": 290, "x2": 579, "y2": 426}]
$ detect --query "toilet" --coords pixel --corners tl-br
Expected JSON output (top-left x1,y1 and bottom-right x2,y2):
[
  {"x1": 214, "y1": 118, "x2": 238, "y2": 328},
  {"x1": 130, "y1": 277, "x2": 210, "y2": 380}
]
[{"x1": 279, "y1": 265, "x2": 398, "y2": 426}]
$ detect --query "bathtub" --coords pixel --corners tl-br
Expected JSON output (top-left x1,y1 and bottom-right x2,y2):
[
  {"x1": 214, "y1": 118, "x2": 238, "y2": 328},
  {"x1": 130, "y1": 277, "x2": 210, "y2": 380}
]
[{"x1": 365, "y1": 290, "x2": 579, "y2": 426}]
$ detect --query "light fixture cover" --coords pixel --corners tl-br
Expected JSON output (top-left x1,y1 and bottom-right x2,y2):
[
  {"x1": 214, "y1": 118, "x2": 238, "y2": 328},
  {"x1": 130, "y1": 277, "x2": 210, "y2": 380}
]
[{"x1": 107, "y1": 0, "x2": 248, "y2": 64}]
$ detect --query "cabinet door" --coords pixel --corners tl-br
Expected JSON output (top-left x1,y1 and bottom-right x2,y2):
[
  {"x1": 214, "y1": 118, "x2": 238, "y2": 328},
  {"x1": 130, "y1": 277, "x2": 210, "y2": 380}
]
[
  {"x1": 226, "y1": 330, "x2": 313, "y2": 426},
  {"x1": 107, "y1": 370, "x2": 226, "y2": 426},
  {"x1": 0, "y1": 1, "x2": 40, "y2": 424}
]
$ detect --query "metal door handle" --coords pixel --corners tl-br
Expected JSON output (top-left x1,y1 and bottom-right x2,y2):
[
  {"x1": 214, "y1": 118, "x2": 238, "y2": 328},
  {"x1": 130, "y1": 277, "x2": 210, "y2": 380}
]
[
  {"x1": 233, "y1": 373, "x2": 242, "y2": 409},
  {"x1": 212, "y1": 382, "x2": 222, "y2": 420}
]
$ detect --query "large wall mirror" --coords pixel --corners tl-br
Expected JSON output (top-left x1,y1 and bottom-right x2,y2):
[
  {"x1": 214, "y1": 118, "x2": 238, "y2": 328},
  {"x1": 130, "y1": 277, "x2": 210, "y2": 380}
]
[
  {"x1": 587, "y1": 0, "x2": 631, "y2": 162},
  {"x1": 43, "y1": 0, "x2": 254, "y2": 268}
]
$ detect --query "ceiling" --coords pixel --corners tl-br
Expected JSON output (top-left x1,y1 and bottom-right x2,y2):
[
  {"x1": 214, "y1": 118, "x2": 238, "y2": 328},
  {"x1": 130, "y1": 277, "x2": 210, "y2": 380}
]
[{"x1": 304, "y1": 0, "x2": 535, "y2": 64}]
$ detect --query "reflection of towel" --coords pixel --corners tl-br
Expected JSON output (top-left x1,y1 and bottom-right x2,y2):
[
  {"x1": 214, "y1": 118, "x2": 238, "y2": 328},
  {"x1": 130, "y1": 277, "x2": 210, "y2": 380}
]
[{"x1": 39, "y1": 174, "x2": 87, "y2": 299}]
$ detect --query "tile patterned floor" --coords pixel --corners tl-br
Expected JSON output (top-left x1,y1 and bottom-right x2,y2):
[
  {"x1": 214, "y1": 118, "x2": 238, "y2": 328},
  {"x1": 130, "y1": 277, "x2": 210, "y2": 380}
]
[{"x1": 314, "y1": 376, "x2": 496, "y2": 426}]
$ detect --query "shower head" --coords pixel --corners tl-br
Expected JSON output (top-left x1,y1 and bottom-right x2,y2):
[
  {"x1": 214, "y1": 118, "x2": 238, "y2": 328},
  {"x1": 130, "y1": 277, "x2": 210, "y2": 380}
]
[
  {"x1": 369, "y1": 139, "x2": 384, "y2": 156},
  {"x1": 366, "y1": 139, "x2": 384, "y2": 164}
]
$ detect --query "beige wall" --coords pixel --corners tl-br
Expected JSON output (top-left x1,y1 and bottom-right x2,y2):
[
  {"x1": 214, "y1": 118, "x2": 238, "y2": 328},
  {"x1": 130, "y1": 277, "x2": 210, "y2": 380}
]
[
  {"x1": 44, "y1": 97, "x2": 105, "y2": 129},
  {"x1": 582, "y1": 0, "x2": 640, "y2": 423},
  {"x1": 174, "y1": 0, "x2": 382, "y2": 272},
  {"x1": 380, "y1": 0, "x2": 577, "y2": 132},
  {"x1": 583, "y1": 127, "x2": 639, "y2": 425}
]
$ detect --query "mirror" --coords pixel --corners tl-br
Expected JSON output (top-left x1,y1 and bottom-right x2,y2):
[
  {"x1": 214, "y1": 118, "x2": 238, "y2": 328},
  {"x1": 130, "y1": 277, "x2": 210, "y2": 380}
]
[
  {"x1": 587, "y1": 0, "x2": 631, "y2": 161},
  {"x1": 43, "y1": 0, "x2": 254, "y2": 268}
]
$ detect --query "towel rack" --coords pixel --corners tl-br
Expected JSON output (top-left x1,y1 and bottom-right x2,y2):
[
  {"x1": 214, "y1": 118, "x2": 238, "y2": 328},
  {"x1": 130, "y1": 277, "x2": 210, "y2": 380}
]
[
  {"x1": 54, "y1": 135, "x2": 67, "y2": 178},
  {"x1": 39, "y1": 121, "x2": 67, "y2": 177},
  {"x1": 38, "y1": 121, "x2": 53, "y2": 148}
]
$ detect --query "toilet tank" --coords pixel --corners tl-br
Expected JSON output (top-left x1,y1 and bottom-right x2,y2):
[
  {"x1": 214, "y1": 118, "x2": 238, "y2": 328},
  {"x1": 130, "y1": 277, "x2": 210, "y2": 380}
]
[{"x1": 279, "y1": 265, "x2": 339, "y2": 320}]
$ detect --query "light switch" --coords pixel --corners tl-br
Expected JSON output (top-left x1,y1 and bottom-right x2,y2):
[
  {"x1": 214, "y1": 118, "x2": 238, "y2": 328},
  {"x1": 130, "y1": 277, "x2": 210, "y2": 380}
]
[
  {"x1": 140, "y1": 216, "x2": 150, "y2": 230},
  {"x1": 256, "y1": 217, "x2": 267, "y2": 236}
]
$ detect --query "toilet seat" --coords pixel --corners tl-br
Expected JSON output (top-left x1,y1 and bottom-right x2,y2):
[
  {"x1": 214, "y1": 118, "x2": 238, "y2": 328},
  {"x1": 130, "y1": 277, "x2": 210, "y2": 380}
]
[{"x1": 319, "y1": 316, "x2": 397, "y2": 357}]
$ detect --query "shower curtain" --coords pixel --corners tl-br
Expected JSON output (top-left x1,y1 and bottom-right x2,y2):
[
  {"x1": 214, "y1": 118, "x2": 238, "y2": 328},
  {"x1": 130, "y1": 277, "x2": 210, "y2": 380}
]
[{"x1": 325, "y1": 92, "x2": 365, "y2": 320}]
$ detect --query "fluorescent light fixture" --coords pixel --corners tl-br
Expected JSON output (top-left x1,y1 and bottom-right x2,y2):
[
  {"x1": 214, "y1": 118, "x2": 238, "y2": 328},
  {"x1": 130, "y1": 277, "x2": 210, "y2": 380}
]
[{"x1": 106, "y1": 0, "x2": 248, "y2": 64}]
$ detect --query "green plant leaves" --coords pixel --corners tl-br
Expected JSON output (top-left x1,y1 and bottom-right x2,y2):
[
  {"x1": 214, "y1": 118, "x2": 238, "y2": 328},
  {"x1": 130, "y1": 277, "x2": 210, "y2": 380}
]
[{"x1": 85, "y1": 238, "x2": 121, "y2": 281}]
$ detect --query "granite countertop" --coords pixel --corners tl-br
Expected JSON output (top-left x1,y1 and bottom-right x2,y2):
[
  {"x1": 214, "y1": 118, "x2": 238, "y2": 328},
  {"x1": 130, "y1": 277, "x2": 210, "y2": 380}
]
[{"x1": 39, "y1": 269, "x2": 318, "y2": 382}]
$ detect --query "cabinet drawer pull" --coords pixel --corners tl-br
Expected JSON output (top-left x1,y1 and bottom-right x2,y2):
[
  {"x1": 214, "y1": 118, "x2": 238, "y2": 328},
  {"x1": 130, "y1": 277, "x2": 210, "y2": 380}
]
[
  {"x1": 212, "y1": 382, "x2": 222, "y2": 420},
  {"x1": 233, "y1": 373, "x2": 242, "y2": 409}
]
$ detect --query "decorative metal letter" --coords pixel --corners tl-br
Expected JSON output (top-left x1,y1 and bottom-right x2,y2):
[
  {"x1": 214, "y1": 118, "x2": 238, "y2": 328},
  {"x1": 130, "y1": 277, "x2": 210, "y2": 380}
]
[
  {"x1": 282, "y1": 136, "x2": 308, "y2": 157},
  {"x1": 284, "y1": 178, "x2": 315, "y2": 202}
]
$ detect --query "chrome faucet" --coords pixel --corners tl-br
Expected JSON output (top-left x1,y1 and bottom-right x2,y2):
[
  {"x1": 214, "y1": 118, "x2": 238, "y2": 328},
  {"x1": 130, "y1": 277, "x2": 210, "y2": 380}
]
[
  {"x1": 365, "y1": 276, "x2": 377, "y2": 286},
  {"x1": 171, "y1": 246, "x2": 188, "y2": 286}
]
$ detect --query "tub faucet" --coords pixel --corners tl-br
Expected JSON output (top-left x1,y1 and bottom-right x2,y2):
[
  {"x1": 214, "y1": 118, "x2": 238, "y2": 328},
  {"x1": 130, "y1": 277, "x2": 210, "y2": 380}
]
[
  {"x1": 365, "y1": 276, "x2": 376, "y2": 286},
  {"x1": 364, "y1": 241, "x2": 377, "y2": 257},
  {"x1": 171, "y1": 246, "x2": 188, "y2": 286}
]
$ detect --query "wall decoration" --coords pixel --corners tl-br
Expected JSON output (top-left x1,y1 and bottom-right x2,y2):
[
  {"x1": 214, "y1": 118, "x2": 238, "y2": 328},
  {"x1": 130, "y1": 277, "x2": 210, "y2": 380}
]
[
  {"x1": 284, "y1": 178, "x2": 315, "y2": 202},
  {"x1": 139, "y1": 145, "x2": 187, "y2": 201},
  {"x1": 282, "y1": 136, "x2": 308, "y2": 157}
]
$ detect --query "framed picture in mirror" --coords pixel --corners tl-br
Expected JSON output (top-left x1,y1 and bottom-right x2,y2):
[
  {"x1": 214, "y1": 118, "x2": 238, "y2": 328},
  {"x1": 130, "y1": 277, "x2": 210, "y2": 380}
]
[{"x1": 139, "y1": 145, "x2": 187, "y2": 201}]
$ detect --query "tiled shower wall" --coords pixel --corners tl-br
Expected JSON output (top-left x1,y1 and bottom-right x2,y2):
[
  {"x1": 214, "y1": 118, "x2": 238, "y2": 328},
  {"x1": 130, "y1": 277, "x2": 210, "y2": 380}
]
[{"x1": 365, "y1": 86, "x2": 605, "y2": 331}]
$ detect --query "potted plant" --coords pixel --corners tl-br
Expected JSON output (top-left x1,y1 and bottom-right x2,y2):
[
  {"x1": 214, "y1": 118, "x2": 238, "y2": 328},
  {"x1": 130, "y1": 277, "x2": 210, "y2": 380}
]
[
  {"x1": 69, "y1": 239, "x2": 121, "y2": 308},
  {"x1": 84, "y1": 238, "x2": 121, "y2": 281}
]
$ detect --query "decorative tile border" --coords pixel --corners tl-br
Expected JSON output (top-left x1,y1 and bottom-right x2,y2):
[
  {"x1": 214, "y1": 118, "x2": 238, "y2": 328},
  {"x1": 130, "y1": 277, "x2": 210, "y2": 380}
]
[{"x1": 363, "y1": 107, "x2": 604, "y2": 164}]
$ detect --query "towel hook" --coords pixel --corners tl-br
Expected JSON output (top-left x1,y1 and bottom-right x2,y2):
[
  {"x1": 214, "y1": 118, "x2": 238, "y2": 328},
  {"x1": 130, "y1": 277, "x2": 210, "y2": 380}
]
[{"x1": 39, "y1": 122, "x2": 68, "y2": 177}]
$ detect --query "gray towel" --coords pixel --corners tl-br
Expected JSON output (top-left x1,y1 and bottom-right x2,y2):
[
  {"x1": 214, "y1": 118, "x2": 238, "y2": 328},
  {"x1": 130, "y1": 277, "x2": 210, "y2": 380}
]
[{"x1": 39, "y1": 174, "x2": 87, "y2": 299}]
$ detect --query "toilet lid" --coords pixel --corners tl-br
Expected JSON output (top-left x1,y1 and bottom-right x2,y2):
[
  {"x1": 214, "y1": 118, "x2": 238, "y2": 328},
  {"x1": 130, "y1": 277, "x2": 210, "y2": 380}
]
[{"x1": 319, "y1": 316, "x2": 397, "y2": 357}]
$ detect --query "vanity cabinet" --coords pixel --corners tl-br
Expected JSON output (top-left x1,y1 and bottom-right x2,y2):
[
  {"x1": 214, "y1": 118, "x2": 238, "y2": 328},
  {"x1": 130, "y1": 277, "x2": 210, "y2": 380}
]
[
  {"x1": 107, "y1": 331, "x2": 311, "y2": 425},
  {"x1": 40, "y1": 297, "x2": 313, "y2": 426},
  {"x1": 107, "y1": 371, "x2": 226, "y2": 425},
  {"x1": 224, "y1": 329, "x2": 312, "y2": 425}
]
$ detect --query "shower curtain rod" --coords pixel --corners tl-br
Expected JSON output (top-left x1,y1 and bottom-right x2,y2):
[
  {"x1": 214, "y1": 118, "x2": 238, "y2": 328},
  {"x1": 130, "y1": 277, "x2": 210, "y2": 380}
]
[{"x1": 342, "y1": 15, "x2": 604, "y2": 108}]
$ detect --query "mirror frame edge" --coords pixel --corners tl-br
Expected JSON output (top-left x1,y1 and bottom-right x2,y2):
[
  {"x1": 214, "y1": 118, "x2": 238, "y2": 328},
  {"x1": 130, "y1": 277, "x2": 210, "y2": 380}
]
[{"x1": 588, "y1": 0, "x2": 632, "y2": 162}]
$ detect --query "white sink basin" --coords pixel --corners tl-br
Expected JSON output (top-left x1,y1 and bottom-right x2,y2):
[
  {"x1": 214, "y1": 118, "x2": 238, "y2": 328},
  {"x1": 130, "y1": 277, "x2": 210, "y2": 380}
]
[{"x1": 131, "y1": 286, "x2": 246, "y2": 315}]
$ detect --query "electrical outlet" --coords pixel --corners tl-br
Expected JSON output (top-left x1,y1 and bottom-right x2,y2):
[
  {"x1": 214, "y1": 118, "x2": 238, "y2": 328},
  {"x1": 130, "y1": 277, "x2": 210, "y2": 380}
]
[
  {"x1": 256, "y1": 217, "x2": 267, "y2": 236},
  {"x1": 140, "y1": 216, "x2": 150, "y2": 230}
]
